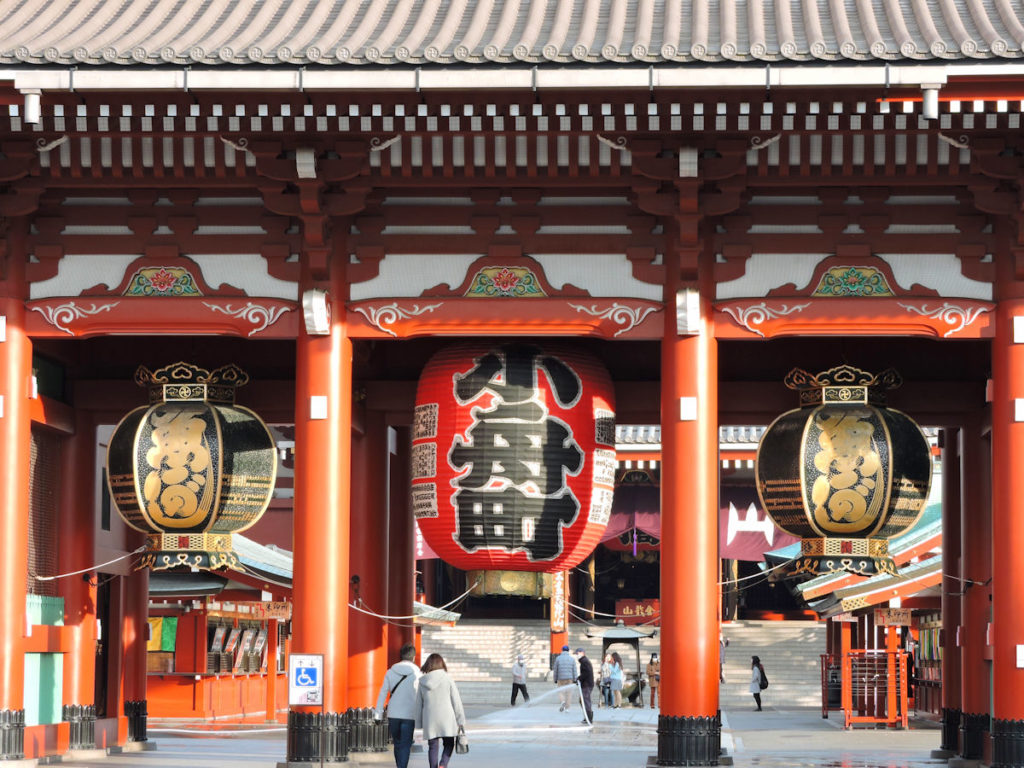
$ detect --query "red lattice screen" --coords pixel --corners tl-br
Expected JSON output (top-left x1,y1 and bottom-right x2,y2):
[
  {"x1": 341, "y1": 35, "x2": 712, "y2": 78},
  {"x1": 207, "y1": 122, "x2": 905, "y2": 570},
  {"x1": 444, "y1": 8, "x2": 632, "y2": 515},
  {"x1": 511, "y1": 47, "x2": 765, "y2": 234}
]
[{"x1": 28, "y1": 428, "x2": 60, "y2": 597}]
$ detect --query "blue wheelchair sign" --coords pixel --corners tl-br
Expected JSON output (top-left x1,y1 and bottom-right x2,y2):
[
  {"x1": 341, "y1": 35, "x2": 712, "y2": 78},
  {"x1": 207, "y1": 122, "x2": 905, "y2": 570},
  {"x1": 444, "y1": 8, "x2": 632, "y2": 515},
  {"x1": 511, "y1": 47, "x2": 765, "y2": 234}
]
[{"x1": 288, "y1": 654, "x2": 324, "y2": 705}]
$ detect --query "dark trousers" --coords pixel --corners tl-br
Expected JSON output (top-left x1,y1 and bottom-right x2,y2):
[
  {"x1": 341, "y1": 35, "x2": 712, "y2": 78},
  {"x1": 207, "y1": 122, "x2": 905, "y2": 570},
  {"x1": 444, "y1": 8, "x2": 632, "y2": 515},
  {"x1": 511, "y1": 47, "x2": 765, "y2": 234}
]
[
  {"x1": 581, "y1": 683, "x2": 594, "y2": 721},
  {"x1": 511, "y1": 682, "x2": 530, "y2": 705},
  {"x1": 427, "y1": 736, "x2": 455, "y2": 768},
  {"x1": 388, "y1": 718, "x2": 415, "y2": 768},
  {"x1": 753, "y1": 692, "x2": 762, "y2": 711}
]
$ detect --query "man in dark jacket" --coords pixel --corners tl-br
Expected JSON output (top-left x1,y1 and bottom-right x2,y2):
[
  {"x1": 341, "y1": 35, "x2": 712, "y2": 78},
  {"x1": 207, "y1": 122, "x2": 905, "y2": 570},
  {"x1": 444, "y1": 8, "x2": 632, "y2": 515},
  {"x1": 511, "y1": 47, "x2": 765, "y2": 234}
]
[{"x1": 575, "y1": 648, "x2": 595, "y2": 724}]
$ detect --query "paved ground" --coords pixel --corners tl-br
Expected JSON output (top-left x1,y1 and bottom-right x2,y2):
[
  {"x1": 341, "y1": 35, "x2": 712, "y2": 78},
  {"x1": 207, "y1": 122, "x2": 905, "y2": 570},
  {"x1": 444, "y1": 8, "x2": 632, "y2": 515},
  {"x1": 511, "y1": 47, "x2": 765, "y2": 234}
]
[{"x1": 52, "y1": 701, "x2": 949, "y2": 768}]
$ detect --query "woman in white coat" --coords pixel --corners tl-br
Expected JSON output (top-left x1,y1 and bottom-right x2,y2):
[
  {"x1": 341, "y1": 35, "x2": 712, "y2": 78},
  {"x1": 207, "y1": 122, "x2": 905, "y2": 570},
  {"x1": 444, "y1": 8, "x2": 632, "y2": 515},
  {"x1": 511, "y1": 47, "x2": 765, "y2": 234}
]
[
  {"x1": 749, "y1": 655, "x2": 765, "y2": 711},
  {"x1": 415, "y1": 653, "x2": 466, "y2": 768}
]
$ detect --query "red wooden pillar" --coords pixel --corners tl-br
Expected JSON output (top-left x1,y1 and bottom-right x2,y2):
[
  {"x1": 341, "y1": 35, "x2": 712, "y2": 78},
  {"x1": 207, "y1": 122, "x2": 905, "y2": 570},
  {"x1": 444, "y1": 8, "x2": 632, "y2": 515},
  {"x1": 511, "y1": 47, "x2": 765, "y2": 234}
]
[
  {"x1": 0, "y1": 237, "x2": 31, "y2": 758},
  {"x1": 935, "y1": 426, "x2": 962, "y2": 757},
  {"x1": 348, "y1": 409, "x2": 389, "y2": 708},
  {"x1": 57, "y1": 409, "x2": 99, "y2": 747},
  {"x1": 289, "y1": 254, "x2": 353, "y2": 760},
  {"x1": 959, "y1": 415, "x2": 991, "y2": 759},
  {"x1": 122, "y1": 538, "x2": 149, "y2": 743},
  {"x1": 990, "y1": 297, "x2": 1024, "y2": 763},
  {"x1": 387, "y1": 426, "x2": 414, "y2": 661},
  {"x1": 658, "y1": 231, "x2": 719, "y2": 764},
  {"x1": 266, "y1": 619, "x2": 279, "y2": 723}
]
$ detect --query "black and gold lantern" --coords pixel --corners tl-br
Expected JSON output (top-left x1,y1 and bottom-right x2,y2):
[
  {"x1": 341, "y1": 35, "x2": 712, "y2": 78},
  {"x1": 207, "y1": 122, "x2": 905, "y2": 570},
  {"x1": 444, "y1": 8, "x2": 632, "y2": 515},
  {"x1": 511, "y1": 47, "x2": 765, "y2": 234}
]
[
  {"x1": 755, "y1": 365, "x2": 931, "y2": 577},
  {"x1": 106, "y1": 362, "x2": 278, "y2": 571}
]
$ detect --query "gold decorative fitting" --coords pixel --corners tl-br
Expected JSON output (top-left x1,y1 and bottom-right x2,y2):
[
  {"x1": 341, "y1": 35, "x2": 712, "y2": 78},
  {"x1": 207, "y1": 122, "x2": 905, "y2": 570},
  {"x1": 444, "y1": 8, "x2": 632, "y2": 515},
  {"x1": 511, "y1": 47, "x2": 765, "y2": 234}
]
[
  {"x1": 134, "y1": 362, "x2": 250, "y2": 404},
  {"x1": 784, "y1": 365, "x2": 901, "y2": 407}
]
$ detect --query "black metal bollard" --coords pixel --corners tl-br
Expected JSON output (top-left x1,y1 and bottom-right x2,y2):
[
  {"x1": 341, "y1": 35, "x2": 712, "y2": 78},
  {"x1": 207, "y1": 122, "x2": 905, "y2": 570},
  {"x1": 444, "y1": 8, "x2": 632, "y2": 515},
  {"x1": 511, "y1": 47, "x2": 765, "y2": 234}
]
[
  {"x1": 940, "y1": 707, "x2": 962, "y2": 754},
  {"x1": 657, "y1": 712, "x2": 721, "y2": 766},
  {"x1": 63, "y1": 704, "x2": 97, "y2": 750},
  {"x1": 124, "y1": 699, "x2": 148, "y2": 742},
  {"x1": 0, "y1": 709, "x2": 24, "y2": 760},
  {"x1": 993, "y1": 717, "x2": 1024, "y2": 768},
  {"x1": 961, "y1": 711, "x2": 989, "y2": 760},
  {"x1": 287, "y1": 711, "x2": 349, "y2": 763}
]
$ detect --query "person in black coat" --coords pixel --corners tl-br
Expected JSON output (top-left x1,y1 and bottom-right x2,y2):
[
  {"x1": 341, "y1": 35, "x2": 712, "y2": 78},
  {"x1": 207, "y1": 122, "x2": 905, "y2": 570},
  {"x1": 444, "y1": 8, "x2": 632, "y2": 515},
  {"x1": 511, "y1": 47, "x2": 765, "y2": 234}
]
[{"x1": 575, "y1": 648, "x2": 595, "y2": 724}]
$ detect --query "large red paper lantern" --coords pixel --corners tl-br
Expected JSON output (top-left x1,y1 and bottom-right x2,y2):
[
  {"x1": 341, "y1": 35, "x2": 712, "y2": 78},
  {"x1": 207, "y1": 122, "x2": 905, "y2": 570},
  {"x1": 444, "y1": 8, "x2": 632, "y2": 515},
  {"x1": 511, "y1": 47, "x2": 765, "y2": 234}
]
[{"x1": 412, "y1": 342, "x2": 616, "y2": 571}]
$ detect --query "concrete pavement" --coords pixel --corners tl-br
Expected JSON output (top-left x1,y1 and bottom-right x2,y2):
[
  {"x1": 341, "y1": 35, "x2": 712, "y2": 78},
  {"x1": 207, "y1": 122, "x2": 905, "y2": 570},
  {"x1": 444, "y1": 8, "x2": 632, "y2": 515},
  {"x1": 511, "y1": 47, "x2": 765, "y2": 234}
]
[{"x1": 49, "y1": 702, "x2": 948, "y2": 768}]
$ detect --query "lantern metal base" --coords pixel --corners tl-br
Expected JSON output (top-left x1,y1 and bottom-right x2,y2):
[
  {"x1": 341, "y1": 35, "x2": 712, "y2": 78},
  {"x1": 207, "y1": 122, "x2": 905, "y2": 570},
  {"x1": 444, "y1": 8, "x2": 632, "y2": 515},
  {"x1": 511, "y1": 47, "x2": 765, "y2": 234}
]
[
  {"x1": 789, "y1": 555, "x2": 897, "y2": 578},
  {"x1": 141, "y1": 533, "x2": 242, "y2": 572}
]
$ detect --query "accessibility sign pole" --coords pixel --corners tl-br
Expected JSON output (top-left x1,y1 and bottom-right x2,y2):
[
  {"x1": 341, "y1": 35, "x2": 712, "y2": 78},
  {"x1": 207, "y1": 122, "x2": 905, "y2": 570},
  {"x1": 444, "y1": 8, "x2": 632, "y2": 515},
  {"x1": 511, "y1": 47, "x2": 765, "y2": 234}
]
[{"x1": 288, "y1": 654, "x2": 326, "y2": 766}]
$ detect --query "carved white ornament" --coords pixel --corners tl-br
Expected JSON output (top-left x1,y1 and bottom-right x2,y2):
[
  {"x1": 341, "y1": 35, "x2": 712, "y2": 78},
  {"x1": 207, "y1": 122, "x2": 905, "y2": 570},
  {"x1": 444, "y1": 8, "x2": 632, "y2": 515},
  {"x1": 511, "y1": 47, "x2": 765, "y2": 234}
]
[
  {"x1": 353, "y1": 303, "x2": 443, "y2": 336},
  {"x1": 203, "y1": 302, "x2": 292, "y2": 336},
  {"x1": 898, "y1": 302, "x2": 990, "y2": 337},
  {"x1": 568, "y1": 302, "x2": 659, "y2": 336},
  {"x1": 720, "y1": 302, "x2": 811, "y2": 336},
  {"x1": 31, "y1": 301, "x2": 119, "y2": 335}
]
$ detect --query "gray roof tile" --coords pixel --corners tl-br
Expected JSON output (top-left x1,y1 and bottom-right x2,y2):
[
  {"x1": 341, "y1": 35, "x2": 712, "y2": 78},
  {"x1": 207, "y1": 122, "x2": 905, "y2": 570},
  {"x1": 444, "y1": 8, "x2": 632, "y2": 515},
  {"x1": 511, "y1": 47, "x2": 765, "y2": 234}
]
[{"x1": 2, "y1": 0, "x2": 1023, "y2": 67}]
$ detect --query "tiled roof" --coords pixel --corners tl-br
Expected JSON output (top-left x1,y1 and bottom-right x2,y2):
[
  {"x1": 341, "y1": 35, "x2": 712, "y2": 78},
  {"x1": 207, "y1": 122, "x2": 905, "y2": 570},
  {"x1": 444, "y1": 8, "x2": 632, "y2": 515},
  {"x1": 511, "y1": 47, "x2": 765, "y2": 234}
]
[{"x1": 2, "y1": 0, "x2": 1023, "y2": 69}]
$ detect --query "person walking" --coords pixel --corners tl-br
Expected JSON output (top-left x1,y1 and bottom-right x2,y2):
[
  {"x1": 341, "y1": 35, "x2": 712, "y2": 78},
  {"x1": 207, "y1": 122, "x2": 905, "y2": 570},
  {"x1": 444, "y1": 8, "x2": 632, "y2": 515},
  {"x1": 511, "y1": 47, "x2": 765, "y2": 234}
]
[
  {"x1": 374, "y1": 642, "x2": 422, "y2": 768},
  {"x1": 749, "y1": 655, "x2": 765, "y2": 711},
  {"x1": 510, "y1": 653, "x2": 530, "y2": 706},
  {"x1": 575, "y1": 648, "x2": 594, "y2": 724},
  {"x1": 609, "y1": 652, "x2": 624, "y2": 708},
  {"x1": 719, "y1": 634, "x2": 730, "y2": 683},
  {"x1": 645, "y1": 652, "x2": 660, "y2": 708},
  {"x1": 415, "y1": 653, "x2": 466, "y2": 768},
  {"x1": 552, "y1": 644, "x2": 578, "y2": 712},
  {"x1": 599, "y1": 654, "x2": 613, "y2": 708}
]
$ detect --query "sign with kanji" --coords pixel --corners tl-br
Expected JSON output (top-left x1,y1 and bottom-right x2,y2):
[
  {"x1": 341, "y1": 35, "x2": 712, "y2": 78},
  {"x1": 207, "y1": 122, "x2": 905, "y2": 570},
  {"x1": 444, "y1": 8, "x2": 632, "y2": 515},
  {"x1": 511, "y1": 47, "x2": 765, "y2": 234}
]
[
  {"x1": 615, "y1": 599, "x2": 660, "y2": 626},
  {"x1": 875, "y1": 608, "x2": 912, "y2": 626},
  {"x1": 412, "y1": 343, "x2": 616, "y2": 571}
]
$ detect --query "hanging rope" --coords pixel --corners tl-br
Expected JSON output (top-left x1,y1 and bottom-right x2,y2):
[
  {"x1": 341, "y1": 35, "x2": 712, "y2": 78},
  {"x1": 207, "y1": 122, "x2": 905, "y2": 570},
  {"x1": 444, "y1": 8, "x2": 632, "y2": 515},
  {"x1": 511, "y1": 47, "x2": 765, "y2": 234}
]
[
  {"x1": 34, "y1": 546, "x2": 147, "y2": 581},
  {"x1": 348, "y1": 578, "x2": 481, "y2": 622}
]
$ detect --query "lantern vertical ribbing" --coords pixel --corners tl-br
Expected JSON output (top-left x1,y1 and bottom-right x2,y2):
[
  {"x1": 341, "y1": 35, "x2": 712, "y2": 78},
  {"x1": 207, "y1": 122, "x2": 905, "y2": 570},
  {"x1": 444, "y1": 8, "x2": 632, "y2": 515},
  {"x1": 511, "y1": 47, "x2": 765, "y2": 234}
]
[
  {"x1": 58, "y1": 408, "x2": 98, "y2": 748},
  {"x1": 658, "y1": 233, "x2": 720, "y2": 764},
  {"x1": 937, "y1": 427, "x2": 962, "y2": 757},
  {"x1": 0, "y1": 233, "x2": 29, "y2": 758},
  {"x1": 960, "y1": 415, "x2": 991, "y2": 760},
  {"x1": 348, "y1": 409, "x2": 389, "y2": 708},
  {"x1": 289, "y1": 252, "x2": 352, "y2": 759},
  {"x1": 990, "y1": 298, "x2": 1024, "y2": 764}
]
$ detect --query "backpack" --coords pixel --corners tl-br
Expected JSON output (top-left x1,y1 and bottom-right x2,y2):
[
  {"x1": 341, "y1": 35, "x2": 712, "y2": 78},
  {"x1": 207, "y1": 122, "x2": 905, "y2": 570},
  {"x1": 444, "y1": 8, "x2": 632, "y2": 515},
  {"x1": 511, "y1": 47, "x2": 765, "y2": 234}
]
[{"x1": 758, "y1": 666, "x2": 769, "y2": 690}]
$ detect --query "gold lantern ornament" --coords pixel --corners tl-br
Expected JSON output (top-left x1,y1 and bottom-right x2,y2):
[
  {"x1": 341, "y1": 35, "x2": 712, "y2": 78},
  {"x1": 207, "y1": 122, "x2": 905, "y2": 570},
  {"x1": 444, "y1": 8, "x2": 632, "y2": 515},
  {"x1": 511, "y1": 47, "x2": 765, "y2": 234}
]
[
  {"x1": 755, "y1": 365, "x2": 932, "y2": 577},
  {"x1": 106, "y1": 362, "x2": 278, "y2": 571}
]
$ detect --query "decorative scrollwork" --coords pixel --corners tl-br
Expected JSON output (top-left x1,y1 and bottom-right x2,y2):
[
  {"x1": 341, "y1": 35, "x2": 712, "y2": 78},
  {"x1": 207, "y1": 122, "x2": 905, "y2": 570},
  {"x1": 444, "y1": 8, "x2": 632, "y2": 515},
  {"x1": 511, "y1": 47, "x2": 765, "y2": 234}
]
[
  {"x1": 750, "y1": 134, "x2": 782, "y2": 151},
  {"x1": 369, "y1": 135, "x2": 402, "y2": 153},
  {"x1": 720, "y1": 302, "x2": 810, "y2": 337},
  {"x1": 596, "y1": 135, "x2": 628, "y2": 152},
  {"x1": 898, "y1": 302, "x2": 989, "y2": 337},
  {"x1": 31, "y1": 301, "x2": 119, "y2": 335},
  {"x1": 353, "y1": 303, "x2": 443, "y2": 336},
  {"x1": 203, "y1": 302, "x2": 292, "y2": 336},
  {"x1": 568, "y1": 302, "x2": 659, "y2": 336},
  {"x1": 219, "y1": 136, "x2": 252, "y2": 155},
  {"x1": 938, "y1": 134, "x2": 969, "y2": 150},
  {"x1": 35, "y1": 135, "x2": 69, "y2": 153}
]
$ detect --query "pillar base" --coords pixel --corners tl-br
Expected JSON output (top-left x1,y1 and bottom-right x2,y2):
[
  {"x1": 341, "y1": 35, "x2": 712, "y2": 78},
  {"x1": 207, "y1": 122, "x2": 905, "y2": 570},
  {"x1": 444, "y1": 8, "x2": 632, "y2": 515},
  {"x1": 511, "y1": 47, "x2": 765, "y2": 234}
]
[
  {"x1": 993, "y1": 717, "x2": 1024, "y2": 768},
  {"x1": 286, "y1": 710, "x2": 349, "y2": 763},
  {"x1": 62, "y1": 704, "x2": 96, "y2": 751},
  {"x1": 930, "y1": 749, "x2": 957, "y2": 759},
  {"x1": 942, "y1": 707, "x2": 963, "y2": 754},
  {"x1": 124, "y1": 699, "x2": 148, "y2": 743},
  {"x1": 0, "y1": 710, "x2": 25, "y2": 761},
  {"x1": 107, "y1": 741, "x2": 158, "y2": 754},
  {"x1": 345, "y1": 708, "x2": 389, "y2": 753},
  {"x1": 656, "y1": 713, "x2": 721, "y2": 766},
  {"x1": 961, "y1": 711, "x2": 990, "y2": 760},
  {"x1": 947, "y1": 759, "x2": 981, "y2": 768}
]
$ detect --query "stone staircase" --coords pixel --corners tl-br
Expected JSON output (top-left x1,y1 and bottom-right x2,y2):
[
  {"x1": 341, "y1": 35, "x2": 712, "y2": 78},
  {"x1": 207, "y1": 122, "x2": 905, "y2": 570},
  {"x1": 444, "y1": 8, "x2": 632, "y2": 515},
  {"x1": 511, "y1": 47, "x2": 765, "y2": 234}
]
[{"x1": 420, "y1": 618, "x2": 826, "y2": 709}]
